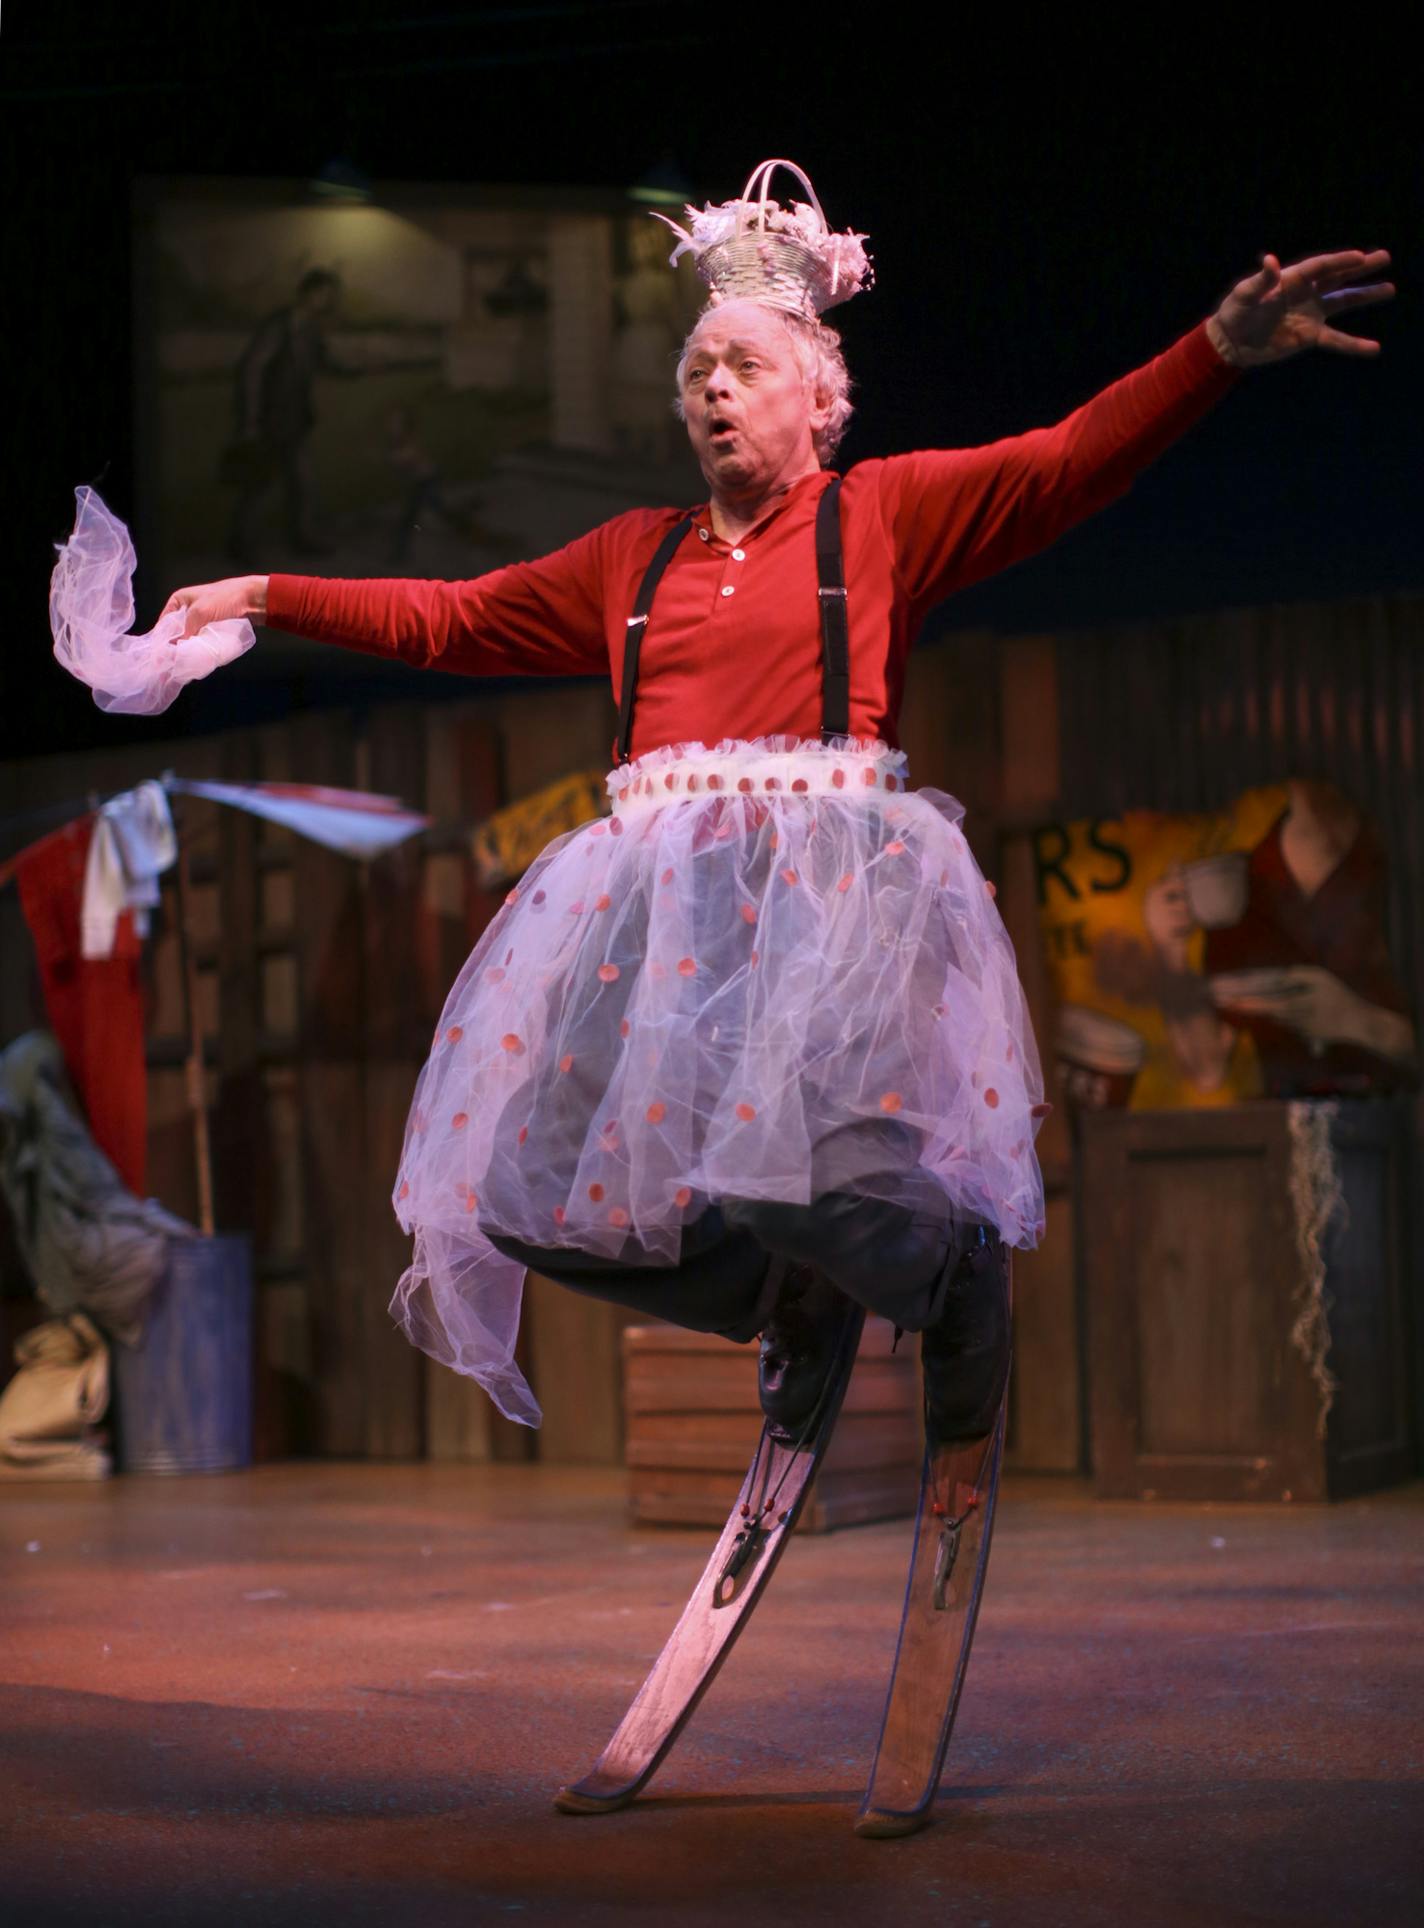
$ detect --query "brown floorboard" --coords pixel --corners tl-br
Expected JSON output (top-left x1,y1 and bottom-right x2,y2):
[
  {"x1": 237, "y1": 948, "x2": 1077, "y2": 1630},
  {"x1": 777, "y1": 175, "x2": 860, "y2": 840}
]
[{"x1": 3, "y1": 1463, "x2": 1421, "y2": 1926}]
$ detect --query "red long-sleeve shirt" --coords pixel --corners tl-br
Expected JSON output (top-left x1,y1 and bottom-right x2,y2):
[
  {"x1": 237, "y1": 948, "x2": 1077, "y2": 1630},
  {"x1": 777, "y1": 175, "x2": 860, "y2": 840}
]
[{"x1": 268, "y1": 322, "x2": 1237, "y2": 758}]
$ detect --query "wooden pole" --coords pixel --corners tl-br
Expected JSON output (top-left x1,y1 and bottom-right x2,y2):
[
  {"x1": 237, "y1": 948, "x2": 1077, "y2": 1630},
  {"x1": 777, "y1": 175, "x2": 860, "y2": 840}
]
[{"x1": 171, "y1": 795, "x2": 215, "y2": 1236}]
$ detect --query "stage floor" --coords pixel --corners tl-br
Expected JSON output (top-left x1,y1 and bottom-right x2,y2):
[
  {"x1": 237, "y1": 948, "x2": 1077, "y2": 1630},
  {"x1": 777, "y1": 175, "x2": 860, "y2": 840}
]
[{"x1": 5, "y1": 1463, "x2": 1421, "y2": 1927}]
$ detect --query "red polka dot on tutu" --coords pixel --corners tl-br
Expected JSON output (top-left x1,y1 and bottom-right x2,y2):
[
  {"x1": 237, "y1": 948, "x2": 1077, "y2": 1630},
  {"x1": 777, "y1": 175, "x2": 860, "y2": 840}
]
[
  {"x1": 677, "y1": 956, "x2": 697, "y2": 977},
  {"x1": 792, "y1": 778, "x2": 809, "y2": 792},
  {"x1": 532, "y1": 890, "x2": 546, "y2": 907},
  {"x1": 986, "y1": 880, "x2": 997, "y2": 899},
  {"x1": 837, "y1": 873, "x2": 854, "y2": 892},
  {"x1": 750, "y1": 950, "x2": 760, "y2": 967},
  {"x1": 501, "y1": 1033, "x2": 524, "y2": 1054},
  {"x1": 596, "y1": 894, "x2": 611, "y2": 911},
  {"x1": 609, "y1": 818, "x2": 624, "y2": 836},
  {"x1": 569, "y1": 900, "x2": 584, "y2": 915},
  {"x1": 984, "y1": 1088, "x2": 1000, "y2": 1108},
  {"x1": 674, "y1": 1186, "x2": 693, "y2": 1209},
  {"x1": 398, "y1": 1181, "x2": 409, "y2": 1200},
  {"x1": 886, "y1": 840, "x2": 905, "y2": 855},
  {"x1": 887, "y1": 774, "x2": 899, "y2": 791},
  {"x1": 517, "y1": 1125, "x2": 528, "y2": 1146},
  {"x1": 505, "y1": 949, "x2": 513, "y2": 966},
  {"x1": 455, "y1": 1182, "x2": 478, "y2": 1212},
  {"x1": 715, "y1": 821, "x2": 734, "y2": 840},
  {"x1": 452, "y1": 1111, "x2": 469, "y2": 1129},
  {"x1": 769, "y1": 830, "x2": 779, "y2": 849},
  {"x1": 764, "y1": 777, "x2": 780, "y2": 791},
  {"x1": 780, "y1": 868, "x2": 798, "y2": 886},
  {"x1": 590, "y1": 823, "x2": 606, "y2": 837},
  {"x1": 880, "y1": 1092, "x2": 903, "y2": 1114},
  {"x1": 740, "y1": 903, "x2": 757, "y2": 924},
  {"x1": 1006, "y1": 1043, "x2": 1015, "y2": 1062},
  {"x1": 708, "y1": 773, "x2": 724, "y2": 791},
  {"x1": 588, "y1": 1183, "x2": 605, "y2": 1203},
  {"x1": 831, "y1": 768, "x2": 846, "y2": 789},
  {"x1": 861, "y1": 767, "x2": 877, "y2": 786},
  {"x1": 1031, "y1": 1102, "x2": 1054, "y2": 1119},
  {"x1": 1011, "y1": 1140, "x2": 1025, "y2": 1158},
  {"x1": 558, "y1": 1054, "x2": 574, "y2": 1074},
  {"x1": 609, "y1": 1206, "x2": 630, "y2": 1228},
  {"x1": 446, "y1": 1025, "x2": 464, "y2": 1043},
  {"x1": 736, "y1": 1101, "x2": 757, "y2": 1121},
  {"x1": 687, "y1": 775, "x2": 700, "y2": 792},
  {"x1": 553, "y1": 1205, "x2": 566, "y2": 1226},
  {"x1": 619, "y1": 1018, "x2": 630, "y2": 1038},
  {"x1": 598, "y1": 963, "x2": 621, "y2": 983},
  {"x1": 487, "y1": 968, "x2": 505, "y2": 984},
  {"x1": 738, "y1": 777, "x2": 753, "y2": 793},
  {"x1": 505, "y1": 888, "x2": 519, "y2": 905},
  {"x1": 665, "y1": 774, "x2": 677, "y2": 791},
  {"x1": 646, "y1": 1101, "x2": 666, "y2": 1124},
  {"x1": 661, "y1": 868, "x2": 675, "y2": 885}
]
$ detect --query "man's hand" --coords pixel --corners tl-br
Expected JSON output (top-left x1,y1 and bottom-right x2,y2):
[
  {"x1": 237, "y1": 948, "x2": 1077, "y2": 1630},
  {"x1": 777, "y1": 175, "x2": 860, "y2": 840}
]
[
  {"x1": 159, "y1": 575, "x2": 268, "y2": 639},
  {"x1": 1206, "y1": 249, "x2": 1394, "y2": 368}
]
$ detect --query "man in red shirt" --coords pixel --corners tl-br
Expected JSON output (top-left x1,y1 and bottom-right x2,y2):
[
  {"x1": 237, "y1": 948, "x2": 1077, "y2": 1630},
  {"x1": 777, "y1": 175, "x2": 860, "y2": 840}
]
[{"x1": 164, "y1": 198, "x2": 1393, "y2": 1443}]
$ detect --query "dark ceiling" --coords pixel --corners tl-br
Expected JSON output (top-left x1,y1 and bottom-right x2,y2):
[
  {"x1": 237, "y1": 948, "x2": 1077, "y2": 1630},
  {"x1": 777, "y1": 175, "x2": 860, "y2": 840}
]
[{"x1": 4, "y1": 4, "x2": 1418, "y2": 759}]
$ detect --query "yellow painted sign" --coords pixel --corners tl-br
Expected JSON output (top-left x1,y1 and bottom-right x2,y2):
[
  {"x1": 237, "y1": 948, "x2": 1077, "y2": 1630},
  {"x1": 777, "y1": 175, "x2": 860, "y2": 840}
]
[{"x1": 471, "y1": 770, "x2": 608, "y2": 887}]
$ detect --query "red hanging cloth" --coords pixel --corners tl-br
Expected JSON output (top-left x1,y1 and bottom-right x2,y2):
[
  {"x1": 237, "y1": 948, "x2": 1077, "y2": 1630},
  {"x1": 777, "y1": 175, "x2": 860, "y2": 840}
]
[{"x1": 13, "y1": 816, "x2": 148, "y2": 1196}]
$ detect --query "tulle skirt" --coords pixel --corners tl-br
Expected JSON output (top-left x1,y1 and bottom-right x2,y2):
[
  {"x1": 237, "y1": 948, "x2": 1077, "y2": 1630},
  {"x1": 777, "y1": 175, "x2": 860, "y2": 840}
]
[{"x1": 391, "y1": 737, "x2": 1046, "y2": 1424}]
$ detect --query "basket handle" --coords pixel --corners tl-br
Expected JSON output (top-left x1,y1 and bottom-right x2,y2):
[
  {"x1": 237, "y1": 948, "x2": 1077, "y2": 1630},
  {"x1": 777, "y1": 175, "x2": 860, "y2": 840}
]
[{"x1": 737, "y1": 158, "x2": 827, "y2": 238}]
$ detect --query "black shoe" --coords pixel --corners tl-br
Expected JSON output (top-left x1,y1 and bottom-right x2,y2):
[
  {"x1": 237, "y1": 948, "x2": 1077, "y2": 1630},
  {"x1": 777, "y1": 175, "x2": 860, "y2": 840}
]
[
  {"x1": 920, "y1": 1227, "x2": 1011, "y2": 1447},
  {"x1": 758, "y1": 1262, "x2": 847, "y2": 1447}
]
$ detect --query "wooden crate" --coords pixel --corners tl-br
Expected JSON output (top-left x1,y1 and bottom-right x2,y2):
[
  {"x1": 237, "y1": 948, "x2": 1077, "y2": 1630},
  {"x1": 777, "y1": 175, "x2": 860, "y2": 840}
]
[
  {"x1": 1082, "y1": 1099, "x2": 1415, "y2": 1502},
  {"x1": 623, "y1": 1317, "x2": 921, "y2": 1532}
]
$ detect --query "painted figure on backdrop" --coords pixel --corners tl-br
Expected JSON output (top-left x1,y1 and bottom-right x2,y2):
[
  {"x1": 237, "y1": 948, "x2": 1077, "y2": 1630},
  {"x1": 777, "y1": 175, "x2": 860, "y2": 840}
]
[
  {"x1": 223, "y1": 268, "x2": 357, "y2": 560},
  {"x1": 144, "y1": 158, "x2": 1394, "y2": 1827},
  {"x1": 1043, "y1": 778, "x2": 1416, "y2": 1112}
]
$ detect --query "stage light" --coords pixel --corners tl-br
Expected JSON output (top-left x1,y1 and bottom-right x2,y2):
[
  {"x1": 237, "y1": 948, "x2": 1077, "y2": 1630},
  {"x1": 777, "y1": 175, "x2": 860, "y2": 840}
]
[
  {"x1": 628, "y1": 155, "x2": 693, "y2": 208},
  {"x1": 310, "y1": 158, "x2": 375, "y2": 205}
]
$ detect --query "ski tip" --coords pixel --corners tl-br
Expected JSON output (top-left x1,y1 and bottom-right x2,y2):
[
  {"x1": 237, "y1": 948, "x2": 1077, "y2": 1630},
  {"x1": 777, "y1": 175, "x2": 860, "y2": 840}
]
[
  {"x1": 553, "y1": 1782, "x2": 638, "y2": 1816},
  {"x1": 853, "y1": 1805, "x2": 930, "y2": 1840}
]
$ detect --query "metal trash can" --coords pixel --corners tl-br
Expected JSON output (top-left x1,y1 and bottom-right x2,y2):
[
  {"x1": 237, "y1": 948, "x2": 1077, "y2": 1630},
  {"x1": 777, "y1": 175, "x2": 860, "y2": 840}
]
[{"x1": 115, "y1": 1233, "x2": 253, "y2": 1474}]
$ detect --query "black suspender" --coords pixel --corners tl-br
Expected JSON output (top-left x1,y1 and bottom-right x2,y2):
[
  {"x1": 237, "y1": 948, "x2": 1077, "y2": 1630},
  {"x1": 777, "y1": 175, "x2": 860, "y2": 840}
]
[
  {"x1": 614, "y1": 478, "x2": 849, "y2": 763},
  {"x1": 815, "y1": 476, "x2": 849, "y2": 741},
  {"x1": 613, "y1": 513, "x2": 695, "y2": 765}
]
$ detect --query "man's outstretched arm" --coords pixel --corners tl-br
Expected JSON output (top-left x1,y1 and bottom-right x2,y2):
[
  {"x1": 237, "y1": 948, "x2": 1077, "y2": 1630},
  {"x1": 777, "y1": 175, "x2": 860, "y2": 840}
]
[{"x1": 160, "y1": 526, "x2": 613, "y2": 682}]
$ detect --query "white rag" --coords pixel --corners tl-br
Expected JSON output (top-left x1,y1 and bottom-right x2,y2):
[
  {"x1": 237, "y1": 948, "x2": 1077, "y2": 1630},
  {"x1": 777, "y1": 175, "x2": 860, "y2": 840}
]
[{"x1": 80, "y1": 781, "x2": 178, "y2": 959}]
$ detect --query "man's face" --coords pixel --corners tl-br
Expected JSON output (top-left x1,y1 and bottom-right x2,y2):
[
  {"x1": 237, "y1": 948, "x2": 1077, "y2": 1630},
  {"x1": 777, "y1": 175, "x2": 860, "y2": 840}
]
[{"x1": 679, "y1": 301, "x2": 826, "y2": 494}]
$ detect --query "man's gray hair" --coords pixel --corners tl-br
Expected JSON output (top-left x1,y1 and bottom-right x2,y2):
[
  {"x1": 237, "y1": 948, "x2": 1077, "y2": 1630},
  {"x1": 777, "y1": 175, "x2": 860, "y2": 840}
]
[{"x1": 673, "y1": 307, "x2": 854, "y2": 466}]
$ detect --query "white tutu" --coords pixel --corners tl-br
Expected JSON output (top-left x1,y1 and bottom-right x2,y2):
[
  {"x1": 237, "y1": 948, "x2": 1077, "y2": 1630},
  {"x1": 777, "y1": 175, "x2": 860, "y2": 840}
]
[
  {"x1": 50, "y1": 488, "x2": 254, "y2": 716},
  {"x1": 392, "y1": 736, "x2": 1046, "y2": 1426}
]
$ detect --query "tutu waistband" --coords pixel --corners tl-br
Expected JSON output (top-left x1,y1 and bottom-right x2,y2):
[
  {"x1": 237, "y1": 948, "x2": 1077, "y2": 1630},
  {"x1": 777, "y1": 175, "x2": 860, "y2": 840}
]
[{"x1": 607, "y1": 736, "x2": 909, "y2": 818}]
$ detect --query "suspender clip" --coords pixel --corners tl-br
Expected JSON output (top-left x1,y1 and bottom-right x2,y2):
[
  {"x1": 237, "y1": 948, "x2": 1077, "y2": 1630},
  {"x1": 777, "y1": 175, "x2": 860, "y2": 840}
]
[
  {"x1": 626, "y1": 614, "x2": 649, "y2": 628},
  {"x1": 817, "y1": 585, "x2": 847, "y2": 599}
]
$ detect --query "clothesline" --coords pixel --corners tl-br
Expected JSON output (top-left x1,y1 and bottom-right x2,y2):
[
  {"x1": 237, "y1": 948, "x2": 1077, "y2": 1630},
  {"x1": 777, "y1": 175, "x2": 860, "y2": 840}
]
[{"x1": 0, "y1": 775, "x2": 431, "y2": 894}]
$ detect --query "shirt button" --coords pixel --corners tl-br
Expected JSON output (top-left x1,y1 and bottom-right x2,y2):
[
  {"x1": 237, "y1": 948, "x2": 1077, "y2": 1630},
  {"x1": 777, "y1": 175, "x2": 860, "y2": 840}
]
[
  {"x1": 698, "y1": 528, "x2": 710, "y2": 542},
  {"x1": 732, "y1": 548, "x2": 746, "y2": 561},
  {"x1": 720, "y1": 584, "x2": 735, "y2": 597}
]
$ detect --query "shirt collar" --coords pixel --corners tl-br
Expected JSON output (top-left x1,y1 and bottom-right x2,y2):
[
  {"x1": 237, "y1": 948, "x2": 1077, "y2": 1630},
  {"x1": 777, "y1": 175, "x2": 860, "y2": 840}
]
[{"x1": 693, "y1": 469, "x2": 838, "y2": 548}]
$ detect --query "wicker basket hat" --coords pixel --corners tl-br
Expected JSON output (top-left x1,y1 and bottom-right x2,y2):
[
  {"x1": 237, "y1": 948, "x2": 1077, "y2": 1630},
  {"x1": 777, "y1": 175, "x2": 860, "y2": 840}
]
[{"x1": 655, "y1": 159, "x2": 873, "y2": 322}]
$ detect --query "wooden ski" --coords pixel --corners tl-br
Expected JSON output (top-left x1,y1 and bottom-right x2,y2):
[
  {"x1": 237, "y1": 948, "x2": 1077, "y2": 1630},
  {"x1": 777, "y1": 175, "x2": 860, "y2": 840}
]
[
  {"x1": 554, "y1": 1295, "x2": 866, "y2": 1815},
  {"x1": 854, "y1": 1399, "x2": 1006, "y2": 1838}
]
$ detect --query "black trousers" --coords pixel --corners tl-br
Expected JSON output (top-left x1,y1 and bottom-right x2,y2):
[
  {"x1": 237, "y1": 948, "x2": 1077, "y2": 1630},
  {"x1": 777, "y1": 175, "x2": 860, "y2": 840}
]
[{"x1": 486, "y1": 1180, "x2": 963, "y2": 1344}]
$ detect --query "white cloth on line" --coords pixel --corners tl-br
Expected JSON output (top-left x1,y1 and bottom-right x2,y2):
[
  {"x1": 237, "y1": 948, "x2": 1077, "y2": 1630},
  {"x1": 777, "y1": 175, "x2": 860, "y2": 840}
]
[{"x1": 80, "y1": 780, "x2": 177, "y2": 959}]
